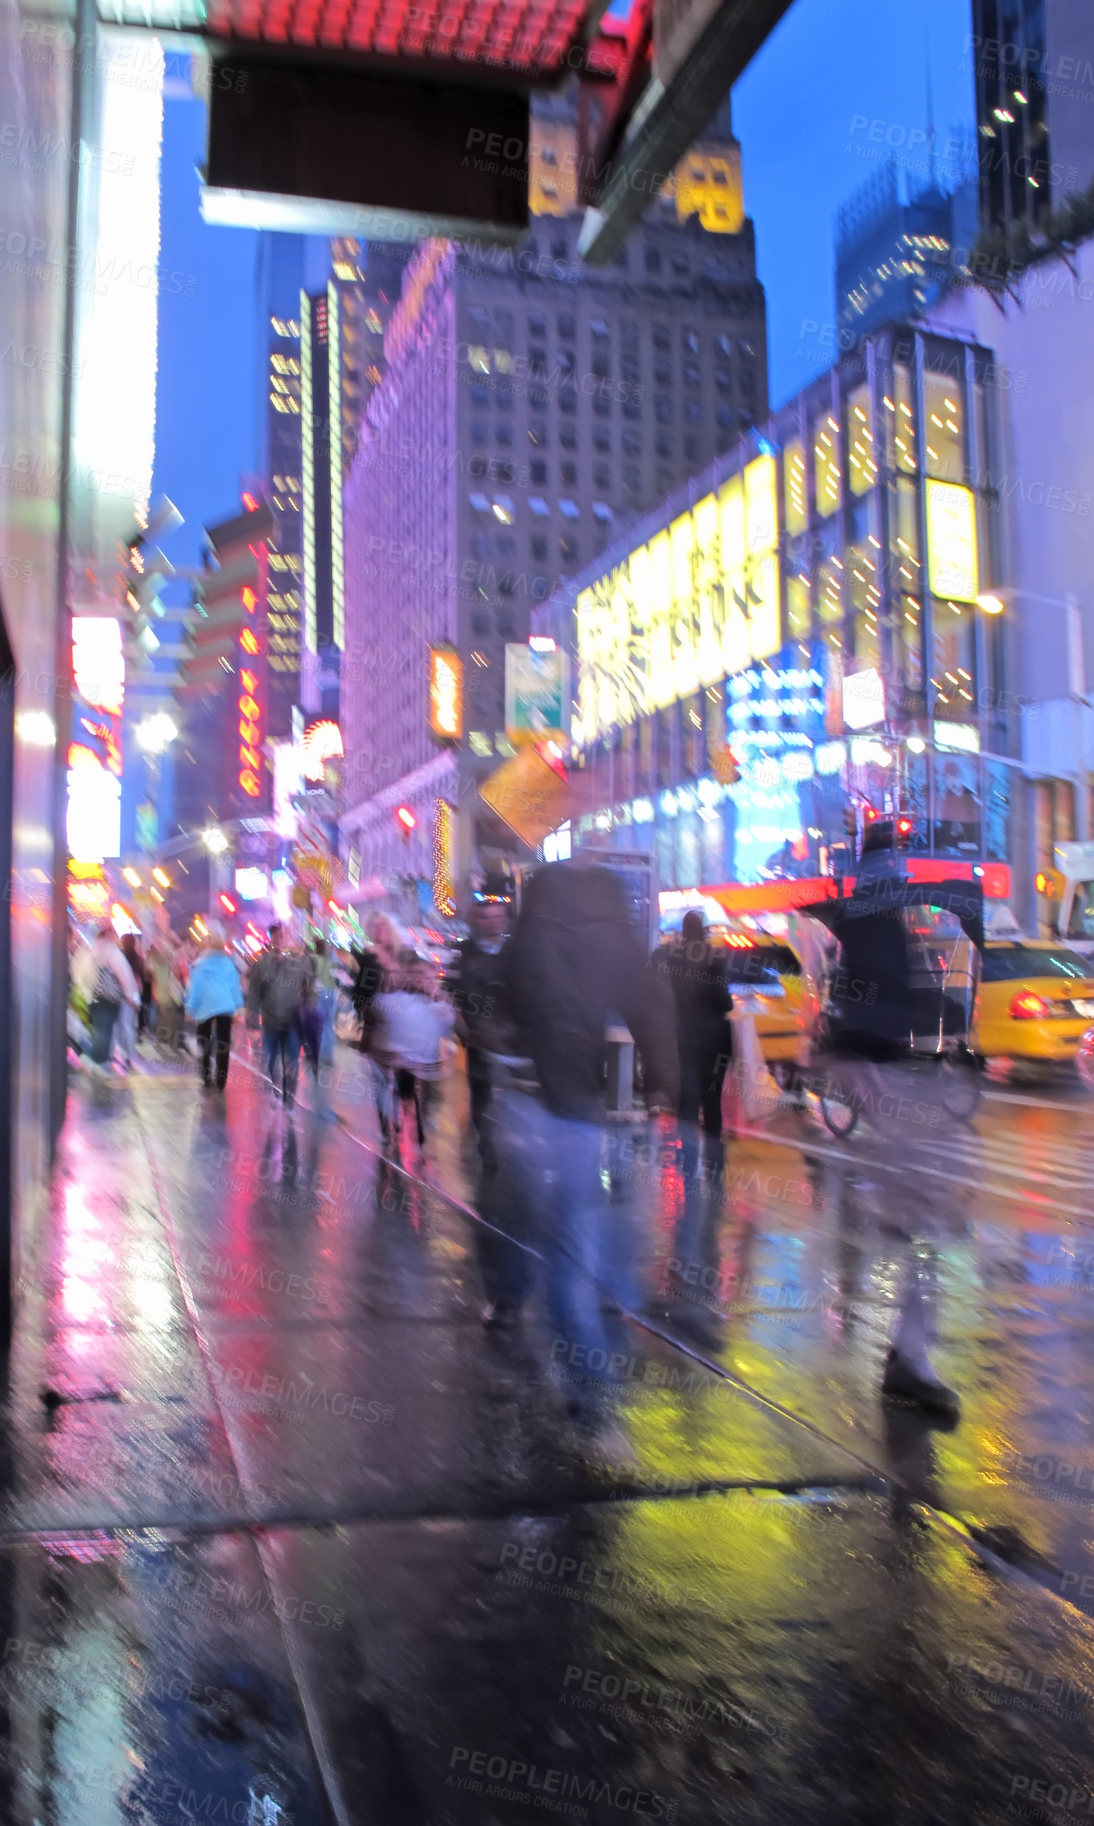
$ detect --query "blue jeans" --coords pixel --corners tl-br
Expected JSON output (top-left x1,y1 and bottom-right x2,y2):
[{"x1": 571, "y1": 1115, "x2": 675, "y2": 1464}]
[
  {"x1": 89, "y1": 998, "x2": 120, "y2": 1066},
  {"x1": 483, "y1": 1088, "x2": 621, "y2": 1421},
  {"x1": 263, "y1": 1020, "x2": 301, "y2": 1098}
]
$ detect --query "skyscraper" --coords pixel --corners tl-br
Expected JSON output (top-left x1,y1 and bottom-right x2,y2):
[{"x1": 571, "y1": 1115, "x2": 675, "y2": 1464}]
[
  {"x1": 257, "y1": 233, "x2": 308, "y2": 737},
  {"x1": 835, "y1": 155, "x2": 981, "y2": 343},
  {"x1": 340, "y1": 95, "x2": 769, "y2": 900},
  {"x1": 972, "y1": 0, "x2": 1094, "y2": 248}
]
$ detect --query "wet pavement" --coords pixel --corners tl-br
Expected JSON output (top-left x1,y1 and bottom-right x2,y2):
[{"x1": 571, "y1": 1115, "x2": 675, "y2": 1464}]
[{"x1": 3, "y1": 1039, "x2": 1094, "y2": 1822}]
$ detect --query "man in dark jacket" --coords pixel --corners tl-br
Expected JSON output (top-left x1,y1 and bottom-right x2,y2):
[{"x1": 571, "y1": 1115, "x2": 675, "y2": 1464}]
[
  {"x1": 650, "y1": 909, "x2": 733, "y2": 1176},
  {"x1": 479, "y1": 861, "x2": 678, "y2": 1443},
  {"x1": 446, "y1": 896, "x2": 509, "y2": 1168}
]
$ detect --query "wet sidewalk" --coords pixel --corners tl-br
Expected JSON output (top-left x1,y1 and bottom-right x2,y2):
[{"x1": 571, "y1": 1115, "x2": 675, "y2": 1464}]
[{"x1": 2, "y1": 1049, "x2": 1094, "y2": 1823}]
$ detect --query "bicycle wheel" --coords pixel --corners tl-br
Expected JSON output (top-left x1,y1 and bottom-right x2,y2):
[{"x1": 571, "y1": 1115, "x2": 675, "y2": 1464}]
[
  {"x1": 938, "y1": 1051, "x2": 982, "y2": 1124},
  {"x1": 817, "y1": 1061, "x2": 860, "y2": 1138}
]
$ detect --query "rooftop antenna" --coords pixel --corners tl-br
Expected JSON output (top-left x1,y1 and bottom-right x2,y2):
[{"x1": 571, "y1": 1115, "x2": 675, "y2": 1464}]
[{"x1": 925, "y1": 21, "x2": 937, "y2": 188}]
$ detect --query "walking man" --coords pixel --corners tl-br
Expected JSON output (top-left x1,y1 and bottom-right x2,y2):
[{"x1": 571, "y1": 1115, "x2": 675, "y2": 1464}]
[{"x1": 651, "y1": 909, "x2": 733, "y2": 1179}]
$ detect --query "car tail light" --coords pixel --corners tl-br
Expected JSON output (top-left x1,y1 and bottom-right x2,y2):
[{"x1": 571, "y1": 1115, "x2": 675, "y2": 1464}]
[{"x1": 1010, "y1": 991, "x2": 1049, "y2": 1020}]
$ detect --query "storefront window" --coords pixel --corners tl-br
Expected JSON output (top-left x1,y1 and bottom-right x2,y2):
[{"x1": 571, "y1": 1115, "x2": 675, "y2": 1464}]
[
  {"x1": 984, "y1": 760, "x2": 1010, "y2": 863},
  {"x1": 932, "y1": 750, "x2": 981, "y2": 856},
  {"x1": 784, "y1": 437, "x2": 807, "y2": 534},
  {"x1": 847, "y1": 381, "x2": 878, "y2": 496},
  {"x1": 924, "y1": 370, "x2": 966, "y2": 482}
]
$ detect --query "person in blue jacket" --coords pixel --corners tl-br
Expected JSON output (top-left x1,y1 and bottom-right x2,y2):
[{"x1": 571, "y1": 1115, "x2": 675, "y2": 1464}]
[{"x1": 185, "y1": 926, "x2": 245, "y2": 1091}]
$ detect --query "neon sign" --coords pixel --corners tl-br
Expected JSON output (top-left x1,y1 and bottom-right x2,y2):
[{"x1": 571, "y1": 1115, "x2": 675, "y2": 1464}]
[
  {"x1": 302, "y1": 718, "x2": 344, "y2": 782},
  {"x1": 238, "y1": 552, "x2": 264, "y2": 799}
]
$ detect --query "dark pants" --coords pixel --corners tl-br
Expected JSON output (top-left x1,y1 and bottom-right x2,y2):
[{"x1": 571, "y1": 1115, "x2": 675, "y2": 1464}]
[
  {"x1": 89, "y1": 998, "x2": 120, "y2": 1066},
  {"x1": 198, "y1": 1013, "x2": 233, "y2": 1089},
  {"x1": 394, "y1": 1069, "x2": 439, "y2": 1146},
  {"x1": 263, "y1": 1020, "x2": 301, "y2": 1100},
  {"x1": 679, "y1": 1045, "x2": 728, "y2": 1140},
  {"x1": 467, "y1": 1050, "x2": 495, "y2": 1169}
]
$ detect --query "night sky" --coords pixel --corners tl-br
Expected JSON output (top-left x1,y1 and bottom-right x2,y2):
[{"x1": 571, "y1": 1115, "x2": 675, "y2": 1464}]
[{"x1": 151, "y1": 0, "x2": 976, "y2": 548}]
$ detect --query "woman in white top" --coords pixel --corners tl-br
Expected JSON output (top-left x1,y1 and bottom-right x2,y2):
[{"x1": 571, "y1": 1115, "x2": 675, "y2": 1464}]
[{"x1": 74, "y1": 924, "x2": 141, "y2": 1072}]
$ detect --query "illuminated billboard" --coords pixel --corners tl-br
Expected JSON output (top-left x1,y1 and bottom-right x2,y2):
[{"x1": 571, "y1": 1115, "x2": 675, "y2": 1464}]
[
  {"x1": 72, "y1": 618, "x2": 124, "y2": 716},
  {"x1": 925, "y1": 480, "x2": 979, "y2": 603},
  {"x1": 576, "y1": 455, "x2": 781, "y2": 743},
  {"x1": 429, "y1": 645, "x2": 463, "y2": 740},
  {"x1": 67, "y1": 745, "x2": 121, "y2": 861},
  {"x1": 303, "y1": 718, "x2": 344, "y2": 781}
]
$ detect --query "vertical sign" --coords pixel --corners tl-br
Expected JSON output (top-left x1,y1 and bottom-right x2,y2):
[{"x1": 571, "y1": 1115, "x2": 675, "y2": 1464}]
[{"x1": 237, "y1": 521, "x2": 268, "y2": 802}]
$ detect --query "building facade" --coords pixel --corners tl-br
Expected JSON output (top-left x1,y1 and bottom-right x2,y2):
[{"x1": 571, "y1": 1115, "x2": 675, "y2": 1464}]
[
  {"x1": 340, "y1": 97, "x2": 769, "y2": 905},
  {"x1": 552, "y1": 324, "x2": 1017, "y2": 900},
  {"x1": 972, "y1": 0, "x2": 1094, "y2": 253}
]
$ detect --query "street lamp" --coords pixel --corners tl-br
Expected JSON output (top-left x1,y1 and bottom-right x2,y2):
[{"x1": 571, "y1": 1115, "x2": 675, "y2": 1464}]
[
  {"x1": 203, "y1": 827, "x2": 229, "y2": 855},
  {"x1": 135, "y1": 712, "x2": 179, "y2": 754}
]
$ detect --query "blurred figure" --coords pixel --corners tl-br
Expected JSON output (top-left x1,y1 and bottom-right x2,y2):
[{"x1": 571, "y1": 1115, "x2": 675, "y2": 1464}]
[
  {"x1": 446, "y1": 896, "x2": 509, "y2": 1170},
  {"x1": 185, "y1": 925, "x2": 244, "y2": 1091},
  {"x1": 651, "y1": 909, "x2": 733, "y2": 1180},
  {"x1": 480, "y1": 862, "x2": 678, "y2": 1443},
  {"x1": 115, "y1": 932, "x2": 146, "y2": 1071},
  {"x1": 375, "y1": 951, "x2": 455, "y2": 1155},
  {"x1": 74, "y1": 923, "x2": 141, "y2": 1074},
  {"x1": 250, "y1": 926, "x2": 313, "y2": 1105},
  {"x1": 301, "y1": 937, "x2": 339, "y2": 1119},
  {"x1": 353, "y1": 913, "x2": 401, "y2": 1142},
  {"x1": 147, "y1": 934, "x2": 187, "y2": 1056}
]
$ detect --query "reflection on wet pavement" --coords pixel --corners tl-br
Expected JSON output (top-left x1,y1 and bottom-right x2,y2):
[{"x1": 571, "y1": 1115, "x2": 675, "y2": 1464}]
[{"x1": 4, "y1": 1056, "x2": 1094, "y2": 1821}]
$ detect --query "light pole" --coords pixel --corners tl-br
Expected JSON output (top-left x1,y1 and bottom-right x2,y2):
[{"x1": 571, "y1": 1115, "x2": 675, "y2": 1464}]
[{"x1": 976, "y1": 588, "x2": 1090, "y2": 837}]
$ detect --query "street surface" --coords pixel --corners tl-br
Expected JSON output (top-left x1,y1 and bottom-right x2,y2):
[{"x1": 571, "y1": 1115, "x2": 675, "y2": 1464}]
[{"x1": 2, "y1": 1042, "x2": 1094, "y2": 1823}]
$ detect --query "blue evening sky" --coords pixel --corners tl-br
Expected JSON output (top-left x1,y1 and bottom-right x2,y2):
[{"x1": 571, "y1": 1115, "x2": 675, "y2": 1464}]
[
  {"x1": 151, "y1": 54, "x2": 262, "y2": 578},
  {"x1": 150, "y1": 0, "x2": 976, "y2": 553},
  {"x1": 734, "y1": 0, "x2": 976, "y2": 405}
]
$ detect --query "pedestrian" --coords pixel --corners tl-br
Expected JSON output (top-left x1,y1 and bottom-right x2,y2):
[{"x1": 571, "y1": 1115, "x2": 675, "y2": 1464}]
[
  {"x1": 374, "y1": 951, "x2": 455, "y2": 1155},
  {"x1": 184, "y1": 925, "x2": 244, "y2": 1091},
  {"x1": 147, "y1": 935, "x2": 187, "y2": 1056},
  {"x1": 352, "y1": 913, "x2": 401, "y2": 1142},
  {"x1": 115, "y1": 932, "x2": 146, "y2": 1071},
  {"x1": 74, "y1": 922, "x2": 141, "y2": 1076},
  {"x1": 250, "y1": 926, "x2": 313, "y2": 1105},
  {"x1": 446, "y1": 895, "x2": 509, "y2": 1172},
  {"x1": 479, "y1": 861, "x2": 678, "y2": 1452},
  {"x1": 650, "y1": 910, "x2": 734, "y2": 1180}
]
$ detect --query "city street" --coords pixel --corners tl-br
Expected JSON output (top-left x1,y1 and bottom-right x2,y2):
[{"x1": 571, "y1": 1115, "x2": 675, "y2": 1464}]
[{"x1": 3, "y1": 1047, "x2": 1094, "y2": 1823}]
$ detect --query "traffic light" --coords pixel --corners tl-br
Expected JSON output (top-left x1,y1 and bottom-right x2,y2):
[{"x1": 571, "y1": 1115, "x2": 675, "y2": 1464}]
[
  {"x1": 895, "y1": 816, "x2": 915, "y2": 847},
  {"x1": 396, "y1": 805, "x2": 416, "y2": 840},
  {"x1": 219, "y1": 892, "x2": 237, "y2": 915},
  {"x1": 1036, "y1": 869, "x2": 1065, "y2": 899}
]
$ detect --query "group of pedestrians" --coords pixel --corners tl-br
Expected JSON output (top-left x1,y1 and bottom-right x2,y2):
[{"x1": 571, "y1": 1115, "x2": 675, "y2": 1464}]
[{"x1": 72, "y1": 924, "x2": 192, "y2": 1075}]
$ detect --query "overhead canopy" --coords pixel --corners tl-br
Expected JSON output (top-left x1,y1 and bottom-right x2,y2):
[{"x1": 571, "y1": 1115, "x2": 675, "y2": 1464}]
[{"x1": 798, "y1": 877, "x2": 986, "y2": 955}]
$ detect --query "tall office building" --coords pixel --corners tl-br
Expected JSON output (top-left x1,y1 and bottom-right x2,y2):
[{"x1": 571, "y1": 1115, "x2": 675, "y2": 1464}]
[
  {"x1": 836, "y1": 157, "x2": 979, "y2": 342},
  {"x1": 257, "y1": 234, "x2": 308, "y2": 737},
  {"x1": 972, "y1": 0, "x2": 1094, "y2": 247},
  {"x1": 340, "y1": 95, "x2": 769, "y2": 898},
  {"x1": 299, "y1": 238, "x2": 414, "y2": 719}
]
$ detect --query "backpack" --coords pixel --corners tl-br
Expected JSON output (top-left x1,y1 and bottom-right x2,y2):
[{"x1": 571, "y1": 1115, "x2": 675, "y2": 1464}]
[{"x1": 267, "y1": 955, "x2": 311, "y2": 1030}]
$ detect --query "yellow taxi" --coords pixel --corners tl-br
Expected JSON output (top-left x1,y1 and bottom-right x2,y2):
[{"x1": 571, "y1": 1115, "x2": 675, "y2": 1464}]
[
  {"x1": 974, "y1": 942, "x2": 1094, "y2": 1067},
  {"x1": 713, "y1": 933, "x2": 810, "y2": 1066}
]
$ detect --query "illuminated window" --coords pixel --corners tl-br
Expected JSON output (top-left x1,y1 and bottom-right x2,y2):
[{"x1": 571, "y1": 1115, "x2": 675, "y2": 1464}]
[
  {"x1": 888, "y1": 362, "x2": 917, "y2": 473},
  {"x1": 924, "y1": 371, "x2": 965, "y2": 482},
  {"x1": 813, "y1": 411, "x2": 841, "y2": 517},
  {"x1": 784, "y1": 438, "x2": 807, "y2": 535},
  {"x1": 847, "y1": 381, "x2": 877, "y2": 496}
]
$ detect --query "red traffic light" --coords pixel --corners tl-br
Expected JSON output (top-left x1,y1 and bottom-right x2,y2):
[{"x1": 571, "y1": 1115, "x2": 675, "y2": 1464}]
[
  {"x1": 219, "y1": 893, "x2": 237, "y2": 914},
  {"x1": 396, "y1": 805, "x2": 416, "y2": 834}
]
